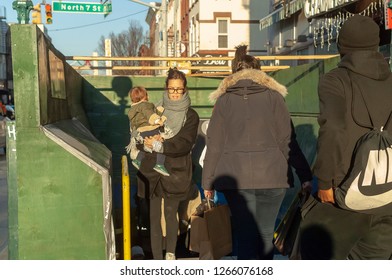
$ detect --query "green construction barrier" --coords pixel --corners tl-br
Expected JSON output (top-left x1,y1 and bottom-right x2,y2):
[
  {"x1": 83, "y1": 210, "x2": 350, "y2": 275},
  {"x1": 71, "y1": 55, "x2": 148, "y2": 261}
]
[{"x1": 8, "y1": 25, "x2": 115, "y2": 259}]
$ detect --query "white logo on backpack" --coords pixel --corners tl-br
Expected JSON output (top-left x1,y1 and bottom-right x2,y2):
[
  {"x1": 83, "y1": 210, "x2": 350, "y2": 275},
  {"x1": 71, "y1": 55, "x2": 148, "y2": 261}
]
[
  {"x1": 363, "y1": 146, "x2": 392, "y2": 185},
  {"x1": 334, "y1": 70, "x2": 392, "y2": 214},
  {"x1": 335, "y1": 133, "x2": 392, "y2": 214},
  {"x1": 345, "y1": 145, "x2": 392, "y2": 211}
]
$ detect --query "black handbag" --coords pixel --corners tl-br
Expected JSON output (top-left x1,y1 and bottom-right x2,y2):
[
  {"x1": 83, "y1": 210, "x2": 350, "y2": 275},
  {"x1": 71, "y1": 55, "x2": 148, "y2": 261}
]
[{"x1": 274, "y1": 190, "x2": 309, "y2": 259}]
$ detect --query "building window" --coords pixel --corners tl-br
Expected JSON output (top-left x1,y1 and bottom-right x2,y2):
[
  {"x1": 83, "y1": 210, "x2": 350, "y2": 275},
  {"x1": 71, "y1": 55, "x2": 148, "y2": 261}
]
[{"x1": 218, "y1": 19, "x2": 228, "y2": 48}]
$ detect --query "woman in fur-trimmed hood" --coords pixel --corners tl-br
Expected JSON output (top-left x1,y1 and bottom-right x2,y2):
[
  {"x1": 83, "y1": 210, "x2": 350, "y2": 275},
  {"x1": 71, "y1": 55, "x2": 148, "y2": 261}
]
[{"x1": 202, "y1": 45, "x2": 312, "y2": 260}]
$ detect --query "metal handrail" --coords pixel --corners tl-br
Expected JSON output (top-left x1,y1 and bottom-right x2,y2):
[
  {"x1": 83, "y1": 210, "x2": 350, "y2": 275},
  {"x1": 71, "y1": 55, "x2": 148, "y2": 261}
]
[
  {"x1": 65, "y1": 55, "x2": 338, "y2": 61},
  {"x1": 66, "y1": 54, "x2": 338, "y2": 75}
]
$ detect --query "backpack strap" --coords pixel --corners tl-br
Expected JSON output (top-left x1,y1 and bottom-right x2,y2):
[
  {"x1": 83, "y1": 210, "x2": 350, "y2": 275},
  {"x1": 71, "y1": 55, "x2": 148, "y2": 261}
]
[{"x1": 347, "y1": 69, "x2": 392, "y2": 130}]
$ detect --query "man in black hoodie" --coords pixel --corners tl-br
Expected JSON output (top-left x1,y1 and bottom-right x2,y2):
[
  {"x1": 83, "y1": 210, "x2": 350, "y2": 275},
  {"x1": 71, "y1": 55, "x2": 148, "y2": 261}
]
[{"x1": 301, "y1": 15, "x2": 392, "y2": 259}]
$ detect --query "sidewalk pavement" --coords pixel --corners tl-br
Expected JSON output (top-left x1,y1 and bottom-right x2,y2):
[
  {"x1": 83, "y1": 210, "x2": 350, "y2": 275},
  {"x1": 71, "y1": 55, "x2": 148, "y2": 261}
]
[{"x1": 0, "y1": 150, "x2": 7, "y2": 260}]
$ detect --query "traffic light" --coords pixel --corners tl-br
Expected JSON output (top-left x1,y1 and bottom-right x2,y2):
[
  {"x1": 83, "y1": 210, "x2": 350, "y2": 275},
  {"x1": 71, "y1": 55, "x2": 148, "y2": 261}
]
[
  {"x1": 31, "y1": 3, "x2": 42, "y2": 24},
  {"x1": 45, "y1": 4, "x2": 52, "y2": 24}
]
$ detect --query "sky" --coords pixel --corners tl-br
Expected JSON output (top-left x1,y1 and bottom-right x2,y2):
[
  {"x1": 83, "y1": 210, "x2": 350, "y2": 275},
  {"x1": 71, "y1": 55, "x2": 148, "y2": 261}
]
[{"x1": 1, "y1": 0, "x2": 152, "y2": 56}]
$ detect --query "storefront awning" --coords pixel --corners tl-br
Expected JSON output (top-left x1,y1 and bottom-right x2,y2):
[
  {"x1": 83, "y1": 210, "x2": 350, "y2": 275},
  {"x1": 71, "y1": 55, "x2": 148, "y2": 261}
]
[
  {"x1": 259, "y1": 0, "x2": 304, "y2": 30},
  {"x1": 304, "y1": 0, "x2": 361, "y2": 20}
]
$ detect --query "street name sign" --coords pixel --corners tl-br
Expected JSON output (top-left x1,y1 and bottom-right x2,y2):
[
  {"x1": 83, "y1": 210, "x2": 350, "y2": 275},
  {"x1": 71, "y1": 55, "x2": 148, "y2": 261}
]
[{"x1": 52, "y1": 1, "x2": 112, "y2": 14}]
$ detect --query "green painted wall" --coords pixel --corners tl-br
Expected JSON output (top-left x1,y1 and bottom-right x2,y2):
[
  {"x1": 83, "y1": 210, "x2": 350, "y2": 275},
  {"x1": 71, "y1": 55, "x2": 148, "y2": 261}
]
[
  {"x1": 9, "y1": 25, "x2": 113, "y2": 259},
  {"x1": 271, "y1": 60, "x2": 336, "y2": 166},
  {"x1": 271, "y1": 58, "x2": 340, "y2": 211}
]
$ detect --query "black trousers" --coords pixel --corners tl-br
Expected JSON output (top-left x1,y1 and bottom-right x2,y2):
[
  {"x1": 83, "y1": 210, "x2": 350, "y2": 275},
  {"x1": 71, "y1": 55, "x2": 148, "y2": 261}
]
[
  {"x1": 300, "y1": 195, "x2": 392, "y2": 259},
  {"x1": 149, "y1": 196, "x2": 180, "y2": 259}
]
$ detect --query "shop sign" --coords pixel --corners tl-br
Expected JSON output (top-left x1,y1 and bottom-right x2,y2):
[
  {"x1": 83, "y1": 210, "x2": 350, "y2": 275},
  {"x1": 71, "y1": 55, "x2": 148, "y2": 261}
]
[
  {"x1": 304, "y1": 0, "x2": 359, "y2": 19},
  {"x1": 191, "y1": 54, "x2": 228, "y2": 67}
]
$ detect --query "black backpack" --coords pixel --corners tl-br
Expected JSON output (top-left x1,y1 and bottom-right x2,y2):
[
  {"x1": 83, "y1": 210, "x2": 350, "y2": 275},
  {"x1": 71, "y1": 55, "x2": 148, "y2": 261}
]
[{"x1": 334, "y1": 71, "x2": 392, "y2": 215}]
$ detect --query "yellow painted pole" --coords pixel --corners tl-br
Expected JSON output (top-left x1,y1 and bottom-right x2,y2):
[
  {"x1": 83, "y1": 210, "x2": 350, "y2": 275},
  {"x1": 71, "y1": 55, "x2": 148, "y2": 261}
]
[{"x1": 122, "y1": 155, "x2": 131, "y2": 260}]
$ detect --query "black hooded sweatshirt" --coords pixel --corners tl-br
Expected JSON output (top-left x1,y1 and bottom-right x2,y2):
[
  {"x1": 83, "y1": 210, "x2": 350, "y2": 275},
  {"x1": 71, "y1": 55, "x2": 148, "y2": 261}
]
[{"x1": 314, "y1": 50, "x2": 392, "y2": 189}]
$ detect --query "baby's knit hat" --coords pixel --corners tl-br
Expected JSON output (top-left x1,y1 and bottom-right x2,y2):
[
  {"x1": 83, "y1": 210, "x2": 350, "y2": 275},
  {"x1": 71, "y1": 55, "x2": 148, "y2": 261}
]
[{"x1": 337, "y1": 15, "x2": 380, "y2": 55}]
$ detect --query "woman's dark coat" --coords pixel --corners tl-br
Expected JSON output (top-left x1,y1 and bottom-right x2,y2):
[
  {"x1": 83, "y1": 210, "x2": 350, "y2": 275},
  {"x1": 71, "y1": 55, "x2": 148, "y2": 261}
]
[
  {"x1": 137, "y1": 108, "x2": 199, "y2": 200},
  {"x1": 202, "y1": 69, "x2": 312, "y2": 191}
]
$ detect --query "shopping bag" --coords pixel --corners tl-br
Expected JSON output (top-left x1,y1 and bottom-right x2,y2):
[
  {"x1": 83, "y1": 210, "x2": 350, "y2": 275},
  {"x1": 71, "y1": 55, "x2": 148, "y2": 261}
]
[
  {"x1": 274, "y1": 190, "x2": 308, "y2": 259},
  {"x1": 178, "y1": 183, "x2": 202, "y2": 234},
  {"x1": 189, "y1": 200, "x2": 232, "y2": 259}
]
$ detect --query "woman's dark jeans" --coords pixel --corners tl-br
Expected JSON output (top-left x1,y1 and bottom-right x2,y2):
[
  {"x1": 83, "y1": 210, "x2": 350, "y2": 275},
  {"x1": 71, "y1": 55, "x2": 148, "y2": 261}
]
[{"x1": 222, "y1": 188, "x2": 286, "y2": 260}]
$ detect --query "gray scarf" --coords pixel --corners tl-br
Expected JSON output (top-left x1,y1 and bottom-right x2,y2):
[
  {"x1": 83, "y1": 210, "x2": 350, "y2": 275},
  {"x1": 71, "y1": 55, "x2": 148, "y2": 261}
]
[{"x1": 158, "y1": 91, "x2": 191, "y2": 139}]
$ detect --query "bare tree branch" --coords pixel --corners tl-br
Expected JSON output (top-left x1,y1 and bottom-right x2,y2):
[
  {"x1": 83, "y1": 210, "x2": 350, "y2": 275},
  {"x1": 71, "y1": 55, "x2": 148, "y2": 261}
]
[{"x1": 96, "y1": 20, "x2": 149, "y2": 75}]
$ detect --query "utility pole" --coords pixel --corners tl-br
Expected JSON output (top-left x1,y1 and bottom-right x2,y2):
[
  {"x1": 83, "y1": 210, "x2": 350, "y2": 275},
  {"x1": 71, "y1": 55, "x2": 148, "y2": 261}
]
[
  {"x1": 173, "y1": 0, "x2": 178, "y2": 57},
  {"x1": 161, "y1": 0, "x2": 168, "y2": 57}
]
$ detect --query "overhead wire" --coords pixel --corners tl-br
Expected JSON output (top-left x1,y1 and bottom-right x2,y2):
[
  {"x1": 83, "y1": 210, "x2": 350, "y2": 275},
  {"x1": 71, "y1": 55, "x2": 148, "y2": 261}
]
[{"x1": 48, "y1": 9, "x2": 148, "y2": 32}]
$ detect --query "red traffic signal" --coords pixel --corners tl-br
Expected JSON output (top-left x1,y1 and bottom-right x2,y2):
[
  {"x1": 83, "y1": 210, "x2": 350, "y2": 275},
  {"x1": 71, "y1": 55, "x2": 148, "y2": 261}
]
[{"x1": 45, "y1": 4, "x2": 52, "y2": 24}]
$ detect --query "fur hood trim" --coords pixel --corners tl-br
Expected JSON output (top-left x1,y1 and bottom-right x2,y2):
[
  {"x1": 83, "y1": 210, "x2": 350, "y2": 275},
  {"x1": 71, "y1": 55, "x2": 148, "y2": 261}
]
[{"x1": 209, "y1": 69, "x2": 288, "y2": 103}]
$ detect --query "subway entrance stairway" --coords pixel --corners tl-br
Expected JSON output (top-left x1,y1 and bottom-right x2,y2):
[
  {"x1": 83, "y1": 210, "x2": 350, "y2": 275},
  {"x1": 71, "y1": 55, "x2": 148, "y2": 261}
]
[{"x1": 2, "y1": 24, "x2": 333, "y2": 260}]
